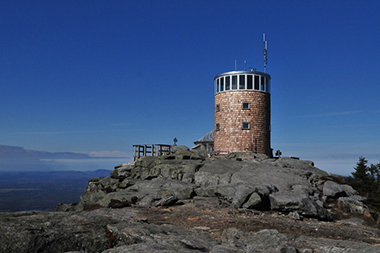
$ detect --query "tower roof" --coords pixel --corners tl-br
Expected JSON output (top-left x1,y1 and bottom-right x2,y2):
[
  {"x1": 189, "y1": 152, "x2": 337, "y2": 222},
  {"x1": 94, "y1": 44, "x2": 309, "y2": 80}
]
[
  {"x1": 214, "y1": 70, "x2": 271, "y2": 80},
  {"x1": 194, "y1": 130, "x2": 214, "y2": 144}
]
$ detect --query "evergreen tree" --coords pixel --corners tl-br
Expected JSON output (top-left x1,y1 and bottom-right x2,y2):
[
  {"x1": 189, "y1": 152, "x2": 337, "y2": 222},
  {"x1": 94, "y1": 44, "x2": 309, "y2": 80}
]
[
  {"x1": 347, "y1": 157, "x2": 380, "y2": 211},
  {"x1": 348, "y1": 157, "x2": 372, "y2": 196},
  {"x1": 369, "y1": 163, "x2": 379, "y2": 185}
]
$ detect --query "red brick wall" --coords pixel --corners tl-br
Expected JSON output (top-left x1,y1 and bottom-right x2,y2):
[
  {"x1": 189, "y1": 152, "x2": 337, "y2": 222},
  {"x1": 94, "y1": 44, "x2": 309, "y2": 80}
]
[{"x1": 214, "y1": 90, "x2": 271, "y2": 156}]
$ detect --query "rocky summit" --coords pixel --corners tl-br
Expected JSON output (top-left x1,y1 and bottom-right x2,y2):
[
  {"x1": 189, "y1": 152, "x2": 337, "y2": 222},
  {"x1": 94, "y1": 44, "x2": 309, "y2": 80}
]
[{"x1": 1, "y1": 150, "x2": 380, "y2": 253}]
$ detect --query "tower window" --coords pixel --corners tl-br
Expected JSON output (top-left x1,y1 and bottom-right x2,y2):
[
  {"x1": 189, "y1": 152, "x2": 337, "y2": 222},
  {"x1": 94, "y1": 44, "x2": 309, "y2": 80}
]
[
  {"x1": 242, "y1": 122, "x2": 250, "y2": 130},
  {"x1": 216, "y1": 123, "x2": 220, "y2": 131},
  {"x1": 239, "y1": 75, "x2": 246, "y2": 89},
  {"x1": 247, "y1": 75, "x2": 253, "y2": 89},
  {"x1": 261, "y1": 76, "x2": 265, "y2": 91},
  {"x1": 225, "y1": 76, "x2": 230, "y2": 90},
  {"x1": 254, "y1": 75, "x2": 260, "y2": 90},
  {"x1": 242, "y1": 102, "x2": 250, "y2": 110},
  {"x1": 232, "y1": 75, "x2": 237, "y2": 89},
  {"x1": 216, "y1": 104, "x2": 220, "y2": 112},
  {"x1": 239, "y1": 75, "x2": 245, "y2": 89}
]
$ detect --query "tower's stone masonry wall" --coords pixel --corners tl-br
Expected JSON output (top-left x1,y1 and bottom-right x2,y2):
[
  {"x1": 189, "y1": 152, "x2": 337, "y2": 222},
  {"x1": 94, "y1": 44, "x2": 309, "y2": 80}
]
[{"x1": 214, "y1": 90, "x2": 271, "y2": 156}]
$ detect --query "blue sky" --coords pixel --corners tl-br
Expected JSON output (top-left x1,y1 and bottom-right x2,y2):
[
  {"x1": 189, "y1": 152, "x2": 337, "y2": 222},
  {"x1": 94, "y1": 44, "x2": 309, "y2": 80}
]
[{"x1": 1, "y1": 0, "x2": 380, "y2": 175}]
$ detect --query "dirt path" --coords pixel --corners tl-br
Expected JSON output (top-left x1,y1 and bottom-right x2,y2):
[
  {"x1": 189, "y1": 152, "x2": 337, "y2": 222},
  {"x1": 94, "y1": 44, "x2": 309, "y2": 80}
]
[{"x1": 135, "y1": 204, "x2": 380, "y2": 245}]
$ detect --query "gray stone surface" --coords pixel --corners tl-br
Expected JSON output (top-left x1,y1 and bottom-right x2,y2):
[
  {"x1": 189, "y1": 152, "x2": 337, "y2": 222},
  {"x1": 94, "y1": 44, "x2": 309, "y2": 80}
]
[
  {"x1": 221, "y1": 228, "x2": 297, "y2": 252},
  {"x1": 242, "y1": 192, "x2": 262, "y2": 209},
  {"x1": 323, "y1": 180, "x2": 346, "y2": 197},
  {"x1": 245, "y1": 229, "x2": 297, "y2": 253},
  {"x1": 110, "y1": 162, "x2": 135, "y2": 179},
  {"x1": 293, "y1": 235, "x2": 380, "y2": 253},
  {"x1": 1, "y1": 151, "x2": 378, "y2": 253},
  {"x1": 1, "y1": 205, "x2": 379, "y2": 253},
  {"x1": 341, "y1": 184, "x2": 359, "y2": 196},
  {"x1": 338, "y1": 195, "x2": 369, "y2": 213},
  {"x1": 66, "y1": 151, "x2": 370, "y2": 219},
  {"x1": 171, "y1": 145, "x2": 190, "y2": 152}
]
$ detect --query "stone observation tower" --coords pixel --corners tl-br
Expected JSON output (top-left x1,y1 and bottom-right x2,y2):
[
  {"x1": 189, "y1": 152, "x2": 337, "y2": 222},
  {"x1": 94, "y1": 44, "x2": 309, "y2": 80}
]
[{"x1": 213, "y1": 69, "x2": 271, "y2": 156}]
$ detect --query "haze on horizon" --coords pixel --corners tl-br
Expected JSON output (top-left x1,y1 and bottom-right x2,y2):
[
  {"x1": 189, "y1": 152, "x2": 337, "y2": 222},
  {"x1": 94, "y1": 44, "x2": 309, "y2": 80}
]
[{"x1": 1, "y1": 0, "x2": 380, "y2": 175}]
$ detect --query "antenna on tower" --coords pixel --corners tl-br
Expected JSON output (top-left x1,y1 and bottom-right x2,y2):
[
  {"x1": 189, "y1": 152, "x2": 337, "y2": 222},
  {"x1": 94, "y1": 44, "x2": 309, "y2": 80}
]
[
  {"x1": 235, "y1": 60, "x2": 237, "y2": 70},
  {"x1": 263, "y1": 33, "x2": 268, "y2": 73}
]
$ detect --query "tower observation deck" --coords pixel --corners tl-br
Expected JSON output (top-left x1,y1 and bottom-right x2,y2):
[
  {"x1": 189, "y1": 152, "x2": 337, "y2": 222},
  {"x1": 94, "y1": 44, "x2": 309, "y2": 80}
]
[{"x1": 214, "y1": 69, "x2": 272, "y2": 156}]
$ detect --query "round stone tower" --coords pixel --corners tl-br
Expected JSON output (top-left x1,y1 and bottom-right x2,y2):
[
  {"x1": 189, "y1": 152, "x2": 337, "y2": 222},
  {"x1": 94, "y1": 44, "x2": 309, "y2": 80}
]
[{"x1": 214, "y1": 70, "x2": 272, "y2": 156}]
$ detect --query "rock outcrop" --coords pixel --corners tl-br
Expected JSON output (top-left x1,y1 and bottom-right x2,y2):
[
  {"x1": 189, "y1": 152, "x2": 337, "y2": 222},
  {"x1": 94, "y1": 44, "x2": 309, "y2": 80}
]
[
  {"x1": 1, "y1": 150, "x2": 377, "y2": 253},
  {"x1": 2, "y1": 206, "x2": 380, "y2": 253},
  {"x1": 63, "y1": 151, "x2": 367, "y2": 221}
]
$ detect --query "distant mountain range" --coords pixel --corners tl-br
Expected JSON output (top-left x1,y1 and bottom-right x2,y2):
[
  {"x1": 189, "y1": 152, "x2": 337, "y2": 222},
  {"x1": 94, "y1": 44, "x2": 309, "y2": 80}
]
[
  {"x1": 0, "y1": 144, "x2": 93, "y2": 159},
  {"x1": 0, "y1": 144, "x2": 129, "y2": 171}
]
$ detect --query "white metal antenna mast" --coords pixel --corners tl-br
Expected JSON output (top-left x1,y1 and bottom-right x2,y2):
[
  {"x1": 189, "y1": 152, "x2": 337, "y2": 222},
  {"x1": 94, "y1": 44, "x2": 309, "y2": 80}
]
[{"x1": 263, "y1": 33, "x2": 268, "y2": 73}]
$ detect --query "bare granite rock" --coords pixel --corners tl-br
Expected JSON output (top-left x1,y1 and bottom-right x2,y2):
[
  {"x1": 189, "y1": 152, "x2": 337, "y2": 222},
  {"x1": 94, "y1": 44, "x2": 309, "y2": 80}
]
[
  {"x1": 61, "y1": 151, "x2": 370, "y2": 221},
  {"x1": 2, "y1": 205, "x2": 380, "y2": 253},
  {"x1": 3, "y1": 150, "x2": 376, "y2": 252}
]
